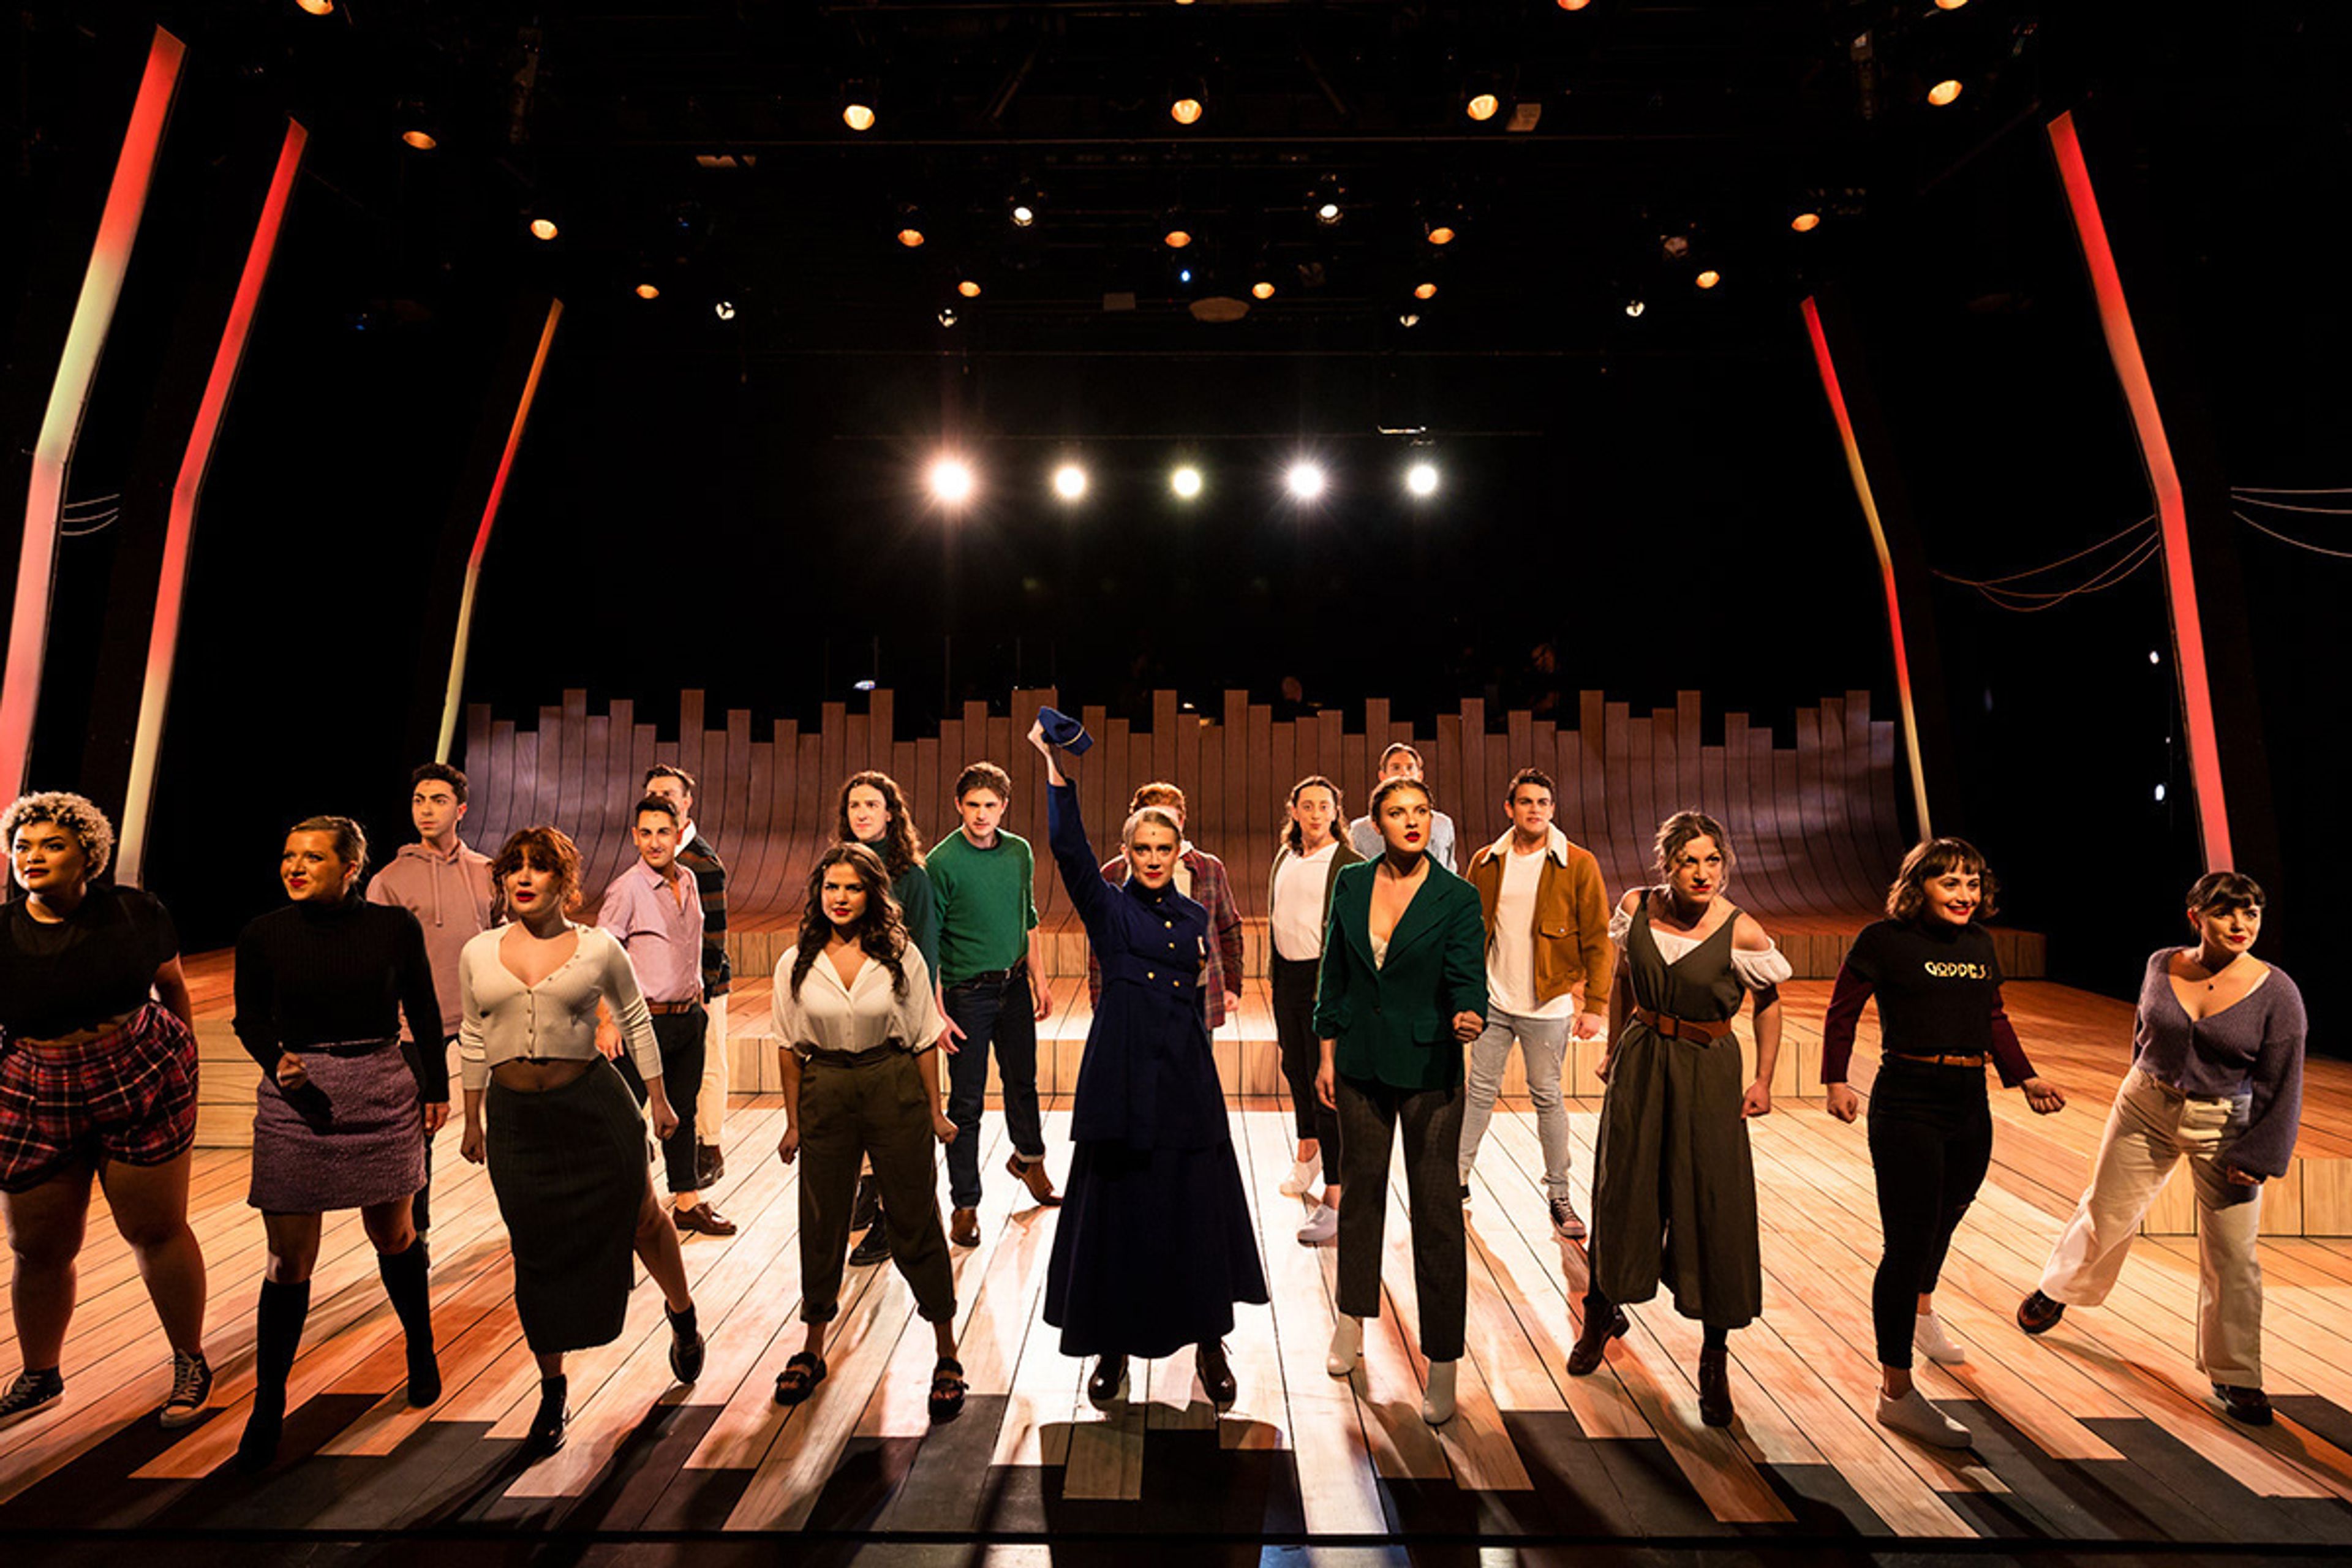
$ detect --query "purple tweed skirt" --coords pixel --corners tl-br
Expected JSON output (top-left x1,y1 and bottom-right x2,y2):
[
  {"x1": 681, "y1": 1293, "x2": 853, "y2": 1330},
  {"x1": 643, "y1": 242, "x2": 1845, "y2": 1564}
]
[{"x1": 248, "y1": 1040, "x2": 426, "y2": 1213}]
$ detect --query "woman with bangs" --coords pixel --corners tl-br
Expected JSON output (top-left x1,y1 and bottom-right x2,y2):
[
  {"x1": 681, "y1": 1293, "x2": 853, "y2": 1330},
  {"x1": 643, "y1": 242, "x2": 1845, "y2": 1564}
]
[
  {"x1": 1820, "y1": 839, "x2": 2065, "y2": 1448},
  {"x1": 1569, "y1": 810, "x2": 1790, "y2": 1431},
  {"x1": 1028, "y1": 717, "x2": 1267, "y2": 1414},
  {"x1": 768, "y1": 843, "x2": 964, "y2": 1419},
  {"x1": 458, "y1": 826, "x2": 704, "y2": 1458},
  {"x1": 2019, "y1": 871, "x2": 2306, "y2": 1428}
]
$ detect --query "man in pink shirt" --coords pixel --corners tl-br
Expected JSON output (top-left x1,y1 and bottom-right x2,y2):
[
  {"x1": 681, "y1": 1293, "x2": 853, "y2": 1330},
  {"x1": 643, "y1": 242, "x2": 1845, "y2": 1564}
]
[
  {"x1": 366, "y1": 763, "x2": 493, "y2": 1238},
  {"x1": 598, "y1": 794, "x2": 735, "y2": 1237}
]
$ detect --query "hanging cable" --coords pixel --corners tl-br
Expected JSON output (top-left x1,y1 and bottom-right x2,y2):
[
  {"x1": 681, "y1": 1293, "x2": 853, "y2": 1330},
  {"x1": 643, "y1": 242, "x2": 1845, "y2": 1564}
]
[
  {"x1": 2234, "y1": 510, "x2": 2352, "y2": 561},
  {"x1": 1960, "y1": 532, "x2": 2163, "y2": 612},
  {"x1": 2229, "y1": 491, "x2": 2352, "y2": 518},
  {"x1": 2232, "y1": 484, "x2": 2352, "y2": 495},
  {"x1": 1932, "y1": 514, "x2": 2155, "y2": 589}
]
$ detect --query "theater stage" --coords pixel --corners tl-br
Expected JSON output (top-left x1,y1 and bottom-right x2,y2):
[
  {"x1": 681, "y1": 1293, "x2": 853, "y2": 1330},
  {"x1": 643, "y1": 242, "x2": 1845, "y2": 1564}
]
[{"x1": 7, "y1": 979, "x2": 2352, "y2": 1558}]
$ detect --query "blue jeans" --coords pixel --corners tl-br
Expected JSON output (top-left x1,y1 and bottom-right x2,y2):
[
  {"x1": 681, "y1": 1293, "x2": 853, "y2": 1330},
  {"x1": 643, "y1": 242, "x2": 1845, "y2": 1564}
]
[
  {"x1": 943, "y1": 968, "x2": 1045, "y2": 1209},
  {"x1": 1457, "y1": 1008, "x2": 1574, "y2": 1200}
]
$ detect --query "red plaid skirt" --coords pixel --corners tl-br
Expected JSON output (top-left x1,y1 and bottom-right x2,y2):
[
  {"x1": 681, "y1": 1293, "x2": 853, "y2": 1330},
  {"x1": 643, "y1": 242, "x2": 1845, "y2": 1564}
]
[{"x1": 0, "y1": 1003, "x2": 199, "y2": 1192}]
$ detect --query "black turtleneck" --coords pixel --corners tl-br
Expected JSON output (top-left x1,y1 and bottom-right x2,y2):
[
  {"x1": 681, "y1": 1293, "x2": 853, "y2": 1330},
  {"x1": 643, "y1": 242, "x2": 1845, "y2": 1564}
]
[{"x1": 232, "y1": 898, "x2": 447, "y2": 1101}]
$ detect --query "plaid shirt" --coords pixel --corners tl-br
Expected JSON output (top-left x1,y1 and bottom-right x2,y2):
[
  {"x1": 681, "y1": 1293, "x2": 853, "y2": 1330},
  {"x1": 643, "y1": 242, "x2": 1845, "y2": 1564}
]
[
  {"x1": 1087, "y1": 844, "x2": 1246, "y2": 1028},
  {"x1": 676, "y1": 826, "x2": 730, "y2": 999}
]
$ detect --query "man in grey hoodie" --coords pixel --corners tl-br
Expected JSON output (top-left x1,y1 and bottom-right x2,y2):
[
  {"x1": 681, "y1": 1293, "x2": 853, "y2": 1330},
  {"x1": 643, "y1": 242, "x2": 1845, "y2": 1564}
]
[{"x1": 366, "y1": 763, "x2": 494, "y2": 1235}]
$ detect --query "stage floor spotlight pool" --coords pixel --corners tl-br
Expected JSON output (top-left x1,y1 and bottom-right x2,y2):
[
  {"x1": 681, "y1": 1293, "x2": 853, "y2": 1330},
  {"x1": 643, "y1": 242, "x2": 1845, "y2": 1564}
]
[
  {"x1": 1053, "y1": 464, "x2": 1088, "y2": 500},
  {"x1": 1406, "y1": 462, "x2": 1439, "y2": 497},
  {"x1": 1286, "y1": 462, "x2": 1327, "y2": 500},
  {"x1": 929, "y1": 458, "x2": 976, "y2": 505},
  {"x1": 1170, "y1": 465, "x2": 1204, "y2": 499}
]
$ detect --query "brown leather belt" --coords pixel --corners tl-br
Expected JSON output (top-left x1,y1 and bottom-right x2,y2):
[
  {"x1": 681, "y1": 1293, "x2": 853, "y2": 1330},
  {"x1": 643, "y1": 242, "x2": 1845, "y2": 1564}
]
[
  {"x1": 1630, "y1": 1005, "x2": 1733, "y2": 1043},
  {"x1": 1887, "y1": 1050, "x2": 1986, "y2": 1069},
  {"x1": 647, "y1": 1000, "x2": 704, "y2": 1016}
]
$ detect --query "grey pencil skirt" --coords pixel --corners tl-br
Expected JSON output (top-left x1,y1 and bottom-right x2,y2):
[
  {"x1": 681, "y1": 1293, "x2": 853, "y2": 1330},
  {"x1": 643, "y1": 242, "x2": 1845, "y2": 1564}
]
[{"x1": 486, "y1": 1060, "x2": 649, "y2": 1355}]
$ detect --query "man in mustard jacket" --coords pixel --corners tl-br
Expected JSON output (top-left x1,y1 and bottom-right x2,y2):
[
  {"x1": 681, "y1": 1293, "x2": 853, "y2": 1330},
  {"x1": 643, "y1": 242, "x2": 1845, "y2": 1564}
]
[{"x1": 1457, "y1": 767, "x2": 1614, "y2": 1238}]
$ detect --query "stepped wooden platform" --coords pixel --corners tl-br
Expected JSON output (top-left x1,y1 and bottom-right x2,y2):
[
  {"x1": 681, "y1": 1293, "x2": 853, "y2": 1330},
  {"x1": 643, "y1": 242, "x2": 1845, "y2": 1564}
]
[{"x1": 453, "y1": 685, "x2": 2049, "y2": 982}]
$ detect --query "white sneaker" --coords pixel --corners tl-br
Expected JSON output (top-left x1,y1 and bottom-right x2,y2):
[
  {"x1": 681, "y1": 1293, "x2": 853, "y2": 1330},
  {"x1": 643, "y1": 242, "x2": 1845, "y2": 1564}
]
[
  {"x1": 1914, "y1": 1311, "x2": 1967, "y2": 1366},
  {"x1": 1875, "y1": 1387, "x2": 1972, "y2": 1448},
  {"x1": 1327, "y1": 1315, "x2": 1363, "y2": 1377},
  {"x1": 1548, "y1": 1197, "x2": 1586, "y2": 1241},
  {"x1": 1280, "y1": 1156, "x2": 1319, "y2": 1197},
  {"x1": 1296, "y1": 1204, "x2": 1338, "y2": 1246},
  {"x1": 1421, "y1": 1360, "x2": 1457, "y2": 1425}
]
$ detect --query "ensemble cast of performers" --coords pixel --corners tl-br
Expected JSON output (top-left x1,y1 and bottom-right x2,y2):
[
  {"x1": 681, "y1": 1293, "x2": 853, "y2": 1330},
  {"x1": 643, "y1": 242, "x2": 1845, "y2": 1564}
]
[{"x1": 0, "y1": 720, "x2": 2313, "y2": 1466}]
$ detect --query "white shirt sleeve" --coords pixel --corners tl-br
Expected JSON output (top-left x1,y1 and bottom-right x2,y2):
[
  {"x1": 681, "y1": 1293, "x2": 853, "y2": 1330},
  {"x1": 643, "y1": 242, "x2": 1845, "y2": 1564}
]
[
  {"x1": 771, "y1": 947, "x2": 804, "y2": 1047},
  {"x1": 901, "y1": 949, "x2": 944, "y2": 1046},
  {"x1": 1731, "y1": 943, "x2": 1793, "y2": 989},
  {"x1": 458, "y1": 938, "x2": 489, "y2": 1094}
]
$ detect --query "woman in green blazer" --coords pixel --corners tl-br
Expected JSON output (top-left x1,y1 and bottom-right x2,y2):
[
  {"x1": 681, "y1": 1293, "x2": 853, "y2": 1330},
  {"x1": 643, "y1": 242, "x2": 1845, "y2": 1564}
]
[{"x1": 1312, "y1": 775, "x2": 1487, "y2": 1425}]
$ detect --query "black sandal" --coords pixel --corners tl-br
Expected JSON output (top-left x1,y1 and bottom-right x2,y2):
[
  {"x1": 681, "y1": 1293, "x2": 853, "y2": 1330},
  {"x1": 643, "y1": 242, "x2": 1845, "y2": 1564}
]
[
  {"x1": 928, "y1": 1356, "x2": 968, "y2": 1423},
  {"x1": 774, "y1": 1352, "x2": 827, "y2": 1407}
]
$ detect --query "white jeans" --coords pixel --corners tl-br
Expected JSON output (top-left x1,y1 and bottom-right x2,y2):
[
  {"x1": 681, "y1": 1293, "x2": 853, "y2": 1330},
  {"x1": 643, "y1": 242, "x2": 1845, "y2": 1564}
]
[
  {"x1": 695, "y1": 992, "x2": 730, "y2": 1147},
  {"x1": 2040, "y1": 1067, "x2": 2266, "y2": 1386},
  {"x1": 1458, "y1": 1008, "x2": 1574, "y2": 1200}
]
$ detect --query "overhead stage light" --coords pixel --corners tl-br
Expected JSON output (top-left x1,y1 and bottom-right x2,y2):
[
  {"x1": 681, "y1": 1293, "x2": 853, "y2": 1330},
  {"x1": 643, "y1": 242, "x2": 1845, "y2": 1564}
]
[
  {"x1": 897, "y1": 227, "x2": 925, "y2": 248},
  {"x1": 1928, "y1": 78, "x2": 1964, "y2": 106},
  {"x1": 929, "y1": 458, "x2": 976, "y2": 505},
  {"x1": 1251, "y1": 281, "x2": 1276, "y2": 300},
  {"x1": 958, "y1": 279, "x2": 982, "y2": 298},
  {"x1": 1624, "y1": 298, "x2": 1646, "y2": 317},
  {"x1": 1413, "y1": 281, "x2": 1438, "y2": 300},
  {"x1": 937, "y1": 306, "x2": 959, "y2": 326},
  {"x1": 1406, "y1": 462, "x2": 1440, "y2": 498},
  {"x1": 401, "y1": 129, "x2": 438, "y2": 151},
  {"x1": 1427, "y1": 222, "x2": 1456, "y2": 246},
  {"x1": 713, "y1": 299, "x2": 736, "y2": 320},
  {"x1": 529, "y1": 217, "x2": 559, "y2": 241},
  {"x1": 635, "y1": 283, "x2": 660, "y2": 300},
  {"x1": 1557, "y1": 0, "x2": 1591, "y2": 10},
  {"x1": 1935, "y1": 0, "x2": 1969, "y2": 9},
  {"x1": 842, "y1": 80, "x2": 878, "y2": 131},
  {"x1": 1316, "y1": 202, "x2": 1341, "y2": 224},
  {"x1": 1311, "y1": 176, "x2": 1344, "y2": 226},
  {"x1": 1791, "y1": 211, "x2": 1822, "y2": 233},
  {"x1": 296, "y1": 0, "x2": 334, "y2": 14},
  {"x1": 1466, "y1": 92, "x2": 1500, "y2": 123},
  {"x1": 1011, "y1": 203, "x2": 1035, "y2": 227},
  {"x1": 1170, "y1": 466, "x2": 1204, "y2": 500},
  {"x1": 1695, "y1": 269, "x2": 1721, "y2": 289},
  {"x1": 1286, "y1": 462, "x2": 1327, "y2": 500},
  {"x1": 1398, "y1": 312, "x2": 1422, "y2": 328},
  {"x1": 1053, "y1": 464, "x2": 1088, "y2": 500}
]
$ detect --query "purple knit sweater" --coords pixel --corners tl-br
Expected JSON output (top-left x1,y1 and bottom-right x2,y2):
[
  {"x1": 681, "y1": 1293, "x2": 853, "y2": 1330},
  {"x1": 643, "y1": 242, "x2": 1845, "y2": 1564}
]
[{"x1": 2130, "y1": 948, "x2": 2308, "y2": 1179}]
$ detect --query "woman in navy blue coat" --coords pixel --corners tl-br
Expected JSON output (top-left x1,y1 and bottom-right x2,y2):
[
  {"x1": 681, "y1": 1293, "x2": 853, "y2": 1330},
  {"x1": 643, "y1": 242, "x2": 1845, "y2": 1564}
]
[{"x1": 1029, "y1": 719, "x2": 1268, "y2": 1412}]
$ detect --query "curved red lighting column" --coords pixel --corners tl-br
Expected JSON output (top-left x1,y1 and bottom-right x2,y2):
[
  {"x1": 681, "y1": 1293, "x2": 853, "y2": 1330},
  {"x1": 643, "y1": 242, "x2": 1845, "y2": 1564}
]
[
  {"x1": 116, "y1": 118, "x2": 308, "y2": 888},
  {"x1": 1802, "y1": 295, "x2": 1936, "y2": 840},
  {"x1": 1, "y1": 27, "x2": 184, "y2": 795},
  {"x1": 2046, "y1": 111, "x2": 2232, "y2": 869},
  {"x1": 435, "y1": 298, "x2": 565, "y2": 763}
]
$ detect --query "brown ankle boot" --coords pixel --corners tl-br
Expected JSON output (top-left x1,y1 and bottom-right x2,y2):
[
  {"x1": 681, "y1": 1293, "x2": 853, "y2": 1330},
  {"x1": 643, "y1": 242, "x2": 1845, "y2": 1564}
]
[{"x1": 1697, "y1": 1343, "x2": 1733, "y2": 1427}]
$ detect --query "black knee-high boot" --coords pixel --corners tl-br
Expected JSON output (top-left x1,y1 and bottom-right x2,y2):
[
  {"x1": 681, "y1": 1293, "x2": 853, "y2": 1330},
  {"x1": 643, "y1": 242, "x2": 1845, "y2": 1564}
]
[
  {"x1": 237, "y1": 1277, "x2": 311, "y2": 1471},
  {"x1": 377, "y1": 1239, "x2": 440, "y2": 1406}
]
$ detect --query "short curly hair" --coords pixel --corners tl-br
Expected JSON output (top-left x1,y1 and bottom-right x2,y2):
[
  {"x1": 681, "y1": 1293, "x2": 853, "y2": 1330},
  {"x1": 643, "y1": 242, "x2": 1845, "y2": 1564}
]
[{"x1": 3, "y1": 791, "x2": 115, "y2": 879}]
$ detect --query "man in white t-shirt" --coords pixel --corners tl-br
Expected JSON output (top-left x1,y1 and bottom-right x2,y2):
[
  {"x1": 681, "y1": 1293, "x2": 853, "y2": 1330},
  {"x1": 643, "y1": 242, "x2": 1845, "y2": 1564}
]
[{"x1": 1458, "y1": 767, "x2": 1614, "y2": 1238}]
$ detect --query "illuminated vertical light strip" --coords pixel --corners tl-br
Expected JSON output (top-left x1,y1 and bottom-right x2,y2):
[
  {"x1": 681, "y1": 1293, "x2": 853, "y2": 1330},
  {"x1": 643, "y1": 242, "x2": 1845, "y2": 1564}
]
[
  {"x1": 116, "y1": 119, "x2": 307, "y2": 888},
  {"x1": 434, "y1": 299, "x2": 564, "y2": 763},
  {"x1": 2046, "y1": 111, "x2": 2232, "y2": 869},
  {"x1": 1802, "y1": 295, "x2": 1934, "y2": 840},
  {"x1": 0, "y1": 27, "x2": 185, "y2": 796}
]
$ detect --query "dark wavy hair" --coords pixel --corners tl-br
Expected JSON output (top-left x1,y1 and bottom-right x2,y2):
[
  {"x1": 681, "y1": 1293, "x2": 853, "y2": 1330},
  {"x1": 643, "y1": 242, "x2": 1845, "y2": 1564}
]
[
  {"x1": 489, "y1": 826, "x2": 586, "y2": 922},
  {"x1": 789, "y1": 843, "x2": 910, "y2": 1001},
  {"x1": 837, "y1": 771, "x2": 926, "y2": 881},
  {"x1": 2187, "y1": 870, "x2": 2264, "y2": 916},
  {"x1": 1887, "y1": 837, "x2": 2000, "y2": 922},
  {"x1": 1281, "y1": 775, "x2": 1343, "y2": 855}
]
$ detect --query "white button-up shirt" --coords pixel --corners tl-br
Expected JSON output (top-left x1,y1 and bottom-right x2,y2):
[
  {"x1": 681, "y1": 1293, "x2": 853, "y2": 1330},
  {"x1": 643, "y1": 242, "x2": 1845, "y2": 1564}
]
[{"x1": 770, "y1": 943, "x2": 942, "y2": 1055}]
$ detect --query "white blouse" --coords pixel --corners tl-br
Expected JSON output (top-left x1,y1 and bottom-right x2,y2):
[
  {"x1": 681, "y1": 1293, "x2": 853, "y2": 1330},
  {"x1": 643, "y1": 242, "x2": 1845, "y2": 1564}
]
[
  {"x1": 771, "y1": 943, "x2": 943, "y2": 1056},
  {"x1": 458, "y1": 924, "x2": 663, "y2": 1093},
  {"x1": 1607, "y1": 901, "x2": 1793, "y2": 989}
]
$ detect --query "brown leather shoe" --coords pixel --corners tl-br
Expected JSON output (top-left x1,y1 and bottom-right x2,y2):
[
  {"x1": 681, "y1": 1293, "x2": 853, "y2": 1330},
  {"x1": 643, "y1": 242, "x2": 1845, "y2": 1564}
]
[
  {"x1": 694, "y1": 1142, "x2": 725, "y2": 1188},
  {"x1": 1007, "y1": 1153, "x2": 1062, "y2": 1207},
  {"x1": 2016, "y1": 1289, "x2": 2066, "y2": 1335},
  {"x1": 2215, "y1": 1383, "x2": 2274, "y2": 1426},
  {"x1": 950, "y1": 1206, "x2": 982, "y2": 1248},
  {"x1": 1697, "y1": 1344, "x2": 1733, "y2": 1428},
  {"x1": 672, "y1": 1201, "x2": 737, "y2": 1237},
  {"x1": 1566, "y1": 1305, "x2": 1627, "y2": 1377}
]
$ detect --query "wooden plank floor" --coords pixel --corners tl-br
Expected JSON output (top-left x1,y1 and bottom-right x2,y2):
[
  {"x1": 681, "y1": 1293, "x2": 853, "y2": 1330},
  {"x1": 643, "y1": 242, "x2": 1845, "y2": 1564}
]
[{"x1": 6, "y1": 1061, "x2": 2352, "y2": 1544}]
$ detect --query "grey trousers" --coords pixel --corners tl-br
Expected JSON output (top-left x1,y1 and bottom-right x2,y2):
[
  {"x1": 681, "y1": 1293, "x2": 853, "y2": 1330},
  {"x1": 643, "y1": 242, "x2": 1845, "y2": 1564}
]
[
  {"x1": 1335, "y1": 1072, "x2": 1466, "y2": 1361},
  {"x1": 797, "y1": 1049, "x2": 957, "y2": 1326}
]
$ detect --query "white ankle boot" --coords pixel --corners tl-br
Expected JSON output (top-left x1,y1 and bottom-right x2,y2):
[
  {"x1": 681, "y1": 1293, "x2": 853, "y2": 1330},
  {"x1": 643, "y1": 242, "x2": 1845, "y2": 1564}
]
[
  {"x1": 1914, "y1": 1310, "x2": 1967, "y2": 1366},
  {"x1": 1326, "y1": 1314, "x2": 1363, "y2": 1377},
  {"x1": 1420, "y1": 1360, "x2": 1457, "y2": 1425},
  {"x1": 1875, "y1": 1387, "x2": 1971, "y2": 1447}
]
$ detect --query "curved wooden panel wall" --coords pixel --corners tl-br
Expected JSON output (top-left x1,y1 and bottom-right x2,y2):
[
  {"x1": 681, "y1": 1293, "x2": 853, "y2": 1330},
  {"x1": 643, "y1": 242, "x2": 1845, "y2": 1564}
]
[{"x1": 461, "y1": 686, "x2": 2042, "y2": 979}]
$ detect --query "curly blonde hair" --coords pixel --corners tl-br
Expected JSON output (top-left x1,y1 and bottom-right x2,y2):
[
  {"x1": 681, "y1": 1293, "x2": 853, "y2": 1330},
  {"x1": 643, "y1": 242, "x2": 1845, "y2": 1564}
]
[{"x1": 3, "y1": 791, "x2": 116, "y2": 878}]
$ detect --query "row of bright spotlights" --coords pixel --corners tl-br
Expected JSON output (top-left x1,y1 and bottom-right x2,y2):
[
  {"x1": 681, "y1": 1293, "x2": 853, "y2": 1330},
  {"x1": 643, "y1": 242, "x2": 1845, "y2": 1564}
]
[{"x1": 926, "y1": 458, "x2": 1442, "y2": 506}]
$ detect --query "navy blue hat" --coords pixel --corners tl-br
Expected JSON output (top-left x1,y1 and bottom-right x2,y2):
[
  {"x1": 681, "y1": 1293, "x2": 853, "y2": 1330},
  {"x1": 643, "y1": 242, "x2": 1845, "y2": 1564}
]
[{"x1": 1037, "y1": 705, "x2": 1093, "y2": 755}]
